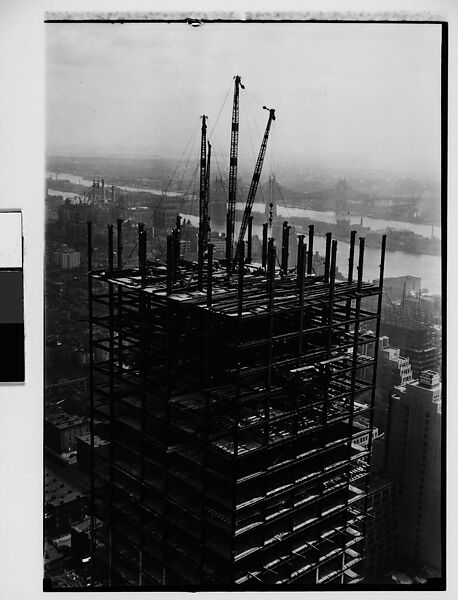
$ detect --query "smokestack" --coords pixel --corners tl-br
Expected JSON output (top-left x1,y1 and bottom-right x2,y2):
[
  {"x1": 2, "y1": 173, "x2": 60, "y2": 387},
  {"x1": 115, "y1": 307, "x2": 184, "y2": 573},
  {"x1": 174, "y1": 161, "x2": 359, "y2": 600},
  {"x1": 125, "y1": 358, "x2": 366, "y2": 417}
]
[{"x1": 102, "y1": 179, "x2": 105, "y2": 203}]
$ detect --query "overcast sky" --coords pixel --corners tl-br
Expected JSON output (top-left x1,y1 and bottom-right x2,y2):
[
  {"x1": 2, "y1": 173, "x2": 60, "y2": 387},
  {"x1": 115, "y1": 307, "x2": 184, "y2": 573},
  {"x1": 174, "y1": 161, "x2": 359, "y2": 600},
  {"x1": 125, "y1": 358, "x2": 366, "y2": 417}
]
[{"x1": 46, "y1": 22, "x2": 441, "y2": 178}]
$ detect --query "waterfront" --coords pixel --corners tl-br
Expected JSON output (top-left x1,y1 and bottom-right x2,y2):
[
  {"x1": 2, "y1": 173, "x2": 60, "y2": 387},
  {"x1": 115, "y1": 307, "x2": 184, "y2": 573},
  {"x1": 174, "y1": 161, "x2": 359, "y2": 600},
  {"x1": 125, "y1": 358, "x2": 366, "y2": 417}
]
[
  {"x1": 236, "y1": 202, "x2": 441, "y2": 240},
  {"x1": 47, "y1": 174, "x2": 442, "y2": 295},
  {"x1": 47, "y1": 172, "x2": 441, "y2": 239},
  {"x1": 181, "y1": 213, "x2": 441, "y2": 295},
  {"x1": 46, "y1": 172, "x2": 180, "y2": 197}
]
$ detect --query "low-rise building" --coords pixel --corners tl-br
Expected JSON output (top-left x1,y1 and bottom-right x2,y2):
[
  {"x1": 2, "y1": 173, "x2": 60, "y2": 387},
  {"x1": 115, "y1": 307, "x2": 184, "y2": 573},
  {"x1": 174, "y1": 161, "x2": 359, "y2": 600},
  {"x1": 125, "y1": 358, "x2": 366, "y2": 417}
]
[
  {"x1": 53, "y1": 246, "x2": 81, "y2": 270},
  {"x1": 45, "y1": 471, "x2": 85, "y2": 535},
  {"x1": 45, "y1": 409, "x2": 90, "y2": 454}
]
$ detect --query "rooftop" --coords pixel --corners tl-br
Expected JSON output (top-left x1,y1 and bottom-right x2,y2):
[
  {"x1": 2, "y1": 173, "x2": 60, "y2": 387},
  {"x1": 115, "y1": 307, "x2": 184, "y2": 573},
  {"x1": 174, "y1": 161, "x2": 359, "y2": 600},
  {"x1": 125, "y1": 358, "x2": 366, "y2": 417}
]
[
  {"x1": 45, "y1": 471, "x2": 83, "y2": 507},
  {"x1": 46, "y1": 410, "x2": 88, "y2": 430}
]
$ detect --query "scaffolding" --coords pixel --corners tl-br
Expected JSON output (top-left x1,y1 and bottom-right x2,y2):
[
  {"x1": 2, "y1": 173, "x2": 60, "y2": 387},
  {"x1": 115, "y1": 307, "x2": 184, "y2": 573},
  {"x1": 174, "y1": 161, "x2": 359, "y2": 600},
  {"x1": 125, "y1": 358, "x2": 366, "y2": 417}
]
[{"x1": 87, "y1": 220, "x2": 386, "y2": 588}]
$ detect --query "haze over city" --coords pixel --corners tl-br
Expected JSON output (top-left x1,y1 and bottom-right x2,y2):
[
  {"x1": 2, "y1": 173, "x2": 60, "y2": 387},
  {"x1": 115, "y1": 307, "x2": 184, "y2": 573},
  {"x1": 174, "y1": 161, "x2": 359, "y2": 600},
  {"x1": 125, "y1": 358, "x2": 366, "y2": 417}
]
[
  {"x1": 42, "y1": 18, "x2": 444, "y2": 590},
  {"x1": 46, "y1": 22, "x2": 441, "y2": 179}
]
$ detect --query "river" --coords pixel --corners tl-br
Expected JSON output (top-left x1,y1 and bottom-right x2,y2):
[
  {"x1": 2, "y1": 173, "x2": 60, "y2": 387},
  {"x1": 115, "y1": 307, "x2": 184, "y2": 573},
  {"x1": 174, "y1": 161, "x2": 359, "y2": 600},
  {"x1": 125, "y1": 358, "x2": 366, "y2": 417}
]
[
  {"x1": 46, "y1": 172, "x2": 441, "y2": 295},
  {"x1": 181, "y1": 213, "x2": 441, "y2": 296},
  {"x1": 46, "y1": 172, "x2": 181, "y2": 198},
  {"x1": 236, "y1": 202, "x2": 441, "y2": 240},
  {"x1": 47, "y1": 172, "x2": 440, "y2": 239}
]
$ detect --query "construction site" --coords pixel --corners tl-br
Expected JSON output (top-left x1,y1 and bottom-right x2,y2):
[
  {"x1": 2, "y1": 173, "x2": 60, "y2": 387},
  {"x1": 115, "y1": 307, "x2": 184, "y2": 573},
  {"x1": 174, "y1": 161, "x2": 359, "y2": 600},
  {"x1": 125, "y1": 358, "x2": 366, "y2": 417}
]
[{"x1": 87, "y1": 76, "x2": 387, "y2": 588}]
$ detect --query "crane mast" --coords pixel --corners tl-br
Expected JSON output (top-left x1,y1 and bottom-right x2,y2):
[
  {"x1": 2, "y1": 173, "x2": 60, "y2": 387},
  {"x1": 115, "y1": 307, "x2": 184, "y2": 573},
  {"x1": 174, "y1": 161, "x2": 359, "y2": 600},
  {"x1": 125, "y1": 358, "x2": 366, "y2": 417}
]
[
  {"x1": 225, "y1": 75, "x2": 244, "y2": 268},
  {"x1": 197, "y1": 115, "x2": 208, "y2": 289},
  {"x1": 231, "y1": 106, "x2": 276, "y2": 273},
  {"x1": 205, "y1": 141, "x2": 211, "y2": 240}
]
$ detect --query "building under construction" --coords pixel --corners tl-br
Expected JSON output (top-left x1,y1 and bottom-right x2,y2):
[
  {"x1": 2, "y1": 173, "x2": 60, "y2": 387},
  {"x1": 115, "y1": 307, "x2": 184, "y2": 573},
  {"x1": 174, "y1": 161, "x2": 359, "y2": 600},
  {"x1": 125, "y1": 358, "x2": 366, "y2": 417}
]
[{"x1": 87, "y1": 76, "x2": 386, "y2": 588}]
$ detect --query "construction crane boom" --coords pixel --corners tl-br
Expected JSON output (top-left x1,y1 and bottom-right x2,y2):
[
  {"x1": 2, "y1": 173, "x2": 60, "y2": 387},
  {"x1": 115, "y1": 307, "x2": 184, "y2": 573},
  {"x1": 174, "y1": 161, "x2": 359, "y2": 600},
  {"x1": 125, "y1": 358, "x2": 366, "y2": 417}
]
[
  {"x1": 231, "y1": 106, "x2": 276, "y2": 273},
  {"x1": 226, "y1": 75, "x2": 244, "y2": 267}
]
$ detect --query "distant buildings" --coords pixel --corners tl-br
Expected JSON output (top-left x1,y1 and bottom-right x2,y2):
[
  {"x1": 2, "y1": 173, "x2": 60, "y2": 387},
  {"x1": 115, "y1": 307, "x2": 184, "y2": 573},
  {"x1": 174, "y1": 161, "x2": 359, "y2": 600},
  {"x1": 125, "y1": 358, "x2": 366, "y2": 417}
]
[
  {"x1": 52, "y1": 246, "x2": 81, "y2": 270},
  {"x1": 45, "y1": 409, "x2": 90, "y2": 454},
  {"x1": 374, "y1": 276, "x2": 421, "y2": 303},
  {"x1": 375, "y1": 336, "x2": 414, "y2": 432},
  {"x1": 380, "y1": 305, "x2": 441, "y2": 379}
]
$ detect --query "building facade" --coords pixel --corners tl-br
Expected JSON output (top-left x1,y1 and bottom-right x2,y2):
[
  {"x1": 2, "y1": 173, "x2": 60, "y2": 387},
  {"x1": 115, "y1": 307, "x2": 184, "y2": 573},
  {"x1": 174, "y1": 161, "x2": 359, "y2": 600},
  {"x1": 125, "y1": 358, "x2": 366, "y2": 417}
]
[{"x1": 384, "y1": 370, "x2": 442, "y2": 571}]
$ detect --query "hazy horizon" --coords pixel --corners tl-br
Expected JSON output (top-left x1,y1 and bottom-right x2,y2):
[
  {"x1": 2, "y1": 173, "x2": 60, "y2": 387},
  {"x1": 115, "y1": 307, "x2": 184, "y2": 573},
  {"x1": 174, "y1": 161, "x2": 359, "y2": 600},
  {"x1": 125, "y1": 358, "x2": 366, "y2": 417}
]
[{"x1": 46, "y1": 22, "x2": 442, "y2": 181}]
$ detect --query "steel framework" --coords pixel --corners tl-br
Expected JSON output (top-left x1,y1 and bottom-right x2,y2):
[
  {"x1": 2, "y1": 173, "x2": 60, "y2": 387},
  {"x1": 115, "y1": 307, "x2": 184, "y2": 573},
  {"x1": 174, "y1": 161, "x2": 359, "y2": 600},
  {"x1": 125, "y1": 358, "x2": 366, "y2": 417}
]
[{"x1": 87, "y1": 220, "x2": 386, "y2": 589}]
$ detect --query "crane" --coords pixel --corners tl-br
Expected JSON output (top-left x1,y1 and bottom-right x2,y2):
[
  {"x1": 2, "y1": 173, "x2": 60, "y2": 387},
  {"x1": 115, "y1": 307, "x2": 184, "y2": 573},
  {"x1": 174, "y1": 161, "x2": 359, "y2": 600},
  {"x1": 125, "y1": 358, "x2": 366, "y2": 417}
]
[
  {"x1": 226, "y1": 75, "x2": 244, "y2": 268},
  {"x1": 205, "y1": 141, "x2": 212, "y2": 241},
  {"x1": 231, "y1": 106, "x2": 276, "y2": 274},
  {"x1": 197, "y1": 115, "x2": 208, "y2": 289}
]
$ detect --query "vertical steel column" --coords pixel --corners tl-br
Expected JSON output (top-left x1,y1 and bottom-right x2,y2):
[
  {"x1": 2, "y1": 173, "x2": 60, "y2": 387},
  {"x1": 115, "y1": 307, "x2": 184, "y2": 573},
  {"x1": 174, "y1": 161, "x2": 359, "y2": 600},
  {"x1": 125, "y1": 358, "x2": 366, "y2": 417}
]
[
  {"x1": 246, "y1": 216, "x2": 253, "y2": 263},
  {"x1": 107, "y1": 224, "x2": 115, "y2": 586},
  {"x1": 281, "y1": 221, "x2": 290, "y2": 275},
  {"x1": 262, "y1": 238, "x2": 276, "y2": 581},
  {"x1": 116, "y1": 219, "x2": 123, "y2": 269},
  {"x1": 139, "y1": 227, "x2": 147, "y2": 289},
  {"x1": 175, "y1": 214, "x2": 182, "y2": 267},
  {"x1": 138, "y1": 245, "x2": 148, "y2": 586},
  {"x1": 319, "y1": 241, "x2": 338, "y2": 566},
  {"x1": 297, "y1": 234, "x2": 305, "y2": 283},
  {"x1": 166, "y1": 235, "x2": 173, "y2": 296},
  {"x1": 237, "y1": 242, "x2": 244, "y2": 317},
  {"x1": 297, "y1": 240, "x2": 306, "y2": 359},
  {"x1": 87, "y1": 221, "x2": 95, "y2": 586},
  {"x1": 261, "y1": 223, "x2": 268, "y2": 270},
  {"x1": 307, "y1": 224, "x2": 314, "y2": 275},
  {"x1": 207, "y1": 243, "x2": 214, "y2": 308},
  {"x1": 163, "y1": 231, "x2": 175, "y2": 585},
  {"x1": 171, "y1": 228, "x2": 179, "y2": 283},
  {"x1": 324, "y1": 232, "x2": 332, "y2": 282},
  {"x1": 363, "y1": 235, "x2": 386, "y2": 508},
  {"x1": 201, "y1": 254, "x2": 213, "y2": 582},
  {"x1": 326, "y1": 240, "x2": 337, "y2": 358},
  {"x1": 108, "y1": 224, "x2": 114, "y2": 272},
  {"x1": 138, "y1": 223, "x2": 144, "y2": 269},
  {"x1": 229, "y1": 241, "x2": 245, "y2": 583},
  {"x1": 343, "y1": 237, "x2": 365, "y2": 550},
  {"x1": 267, "y1": 238, "x2": 275, "y2": 389},
  {"x1": 116, "y1": 220, "x2": 123, "y2": 374},
  {"x1": 107, "y1": 224, "x2": 116, "y2": 584},
  {"x1": 345, "y1": 231, "x2": 357, "y2": 332}
]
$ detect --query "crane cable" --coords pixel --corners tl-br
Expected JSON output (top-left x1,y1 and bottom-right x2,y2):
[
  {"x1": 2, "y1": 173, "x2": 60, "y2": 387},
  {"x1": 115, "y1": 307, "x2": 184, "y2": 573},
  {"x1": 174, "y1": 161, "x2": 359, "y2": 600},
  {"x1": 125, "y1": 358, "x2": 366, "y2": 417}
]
[
  {"x1": 128, "y1": 83, "x2": 233, "y2": 263},
  {"x1": 126, "y1": 117, "x2": 200, "y2": 261}
]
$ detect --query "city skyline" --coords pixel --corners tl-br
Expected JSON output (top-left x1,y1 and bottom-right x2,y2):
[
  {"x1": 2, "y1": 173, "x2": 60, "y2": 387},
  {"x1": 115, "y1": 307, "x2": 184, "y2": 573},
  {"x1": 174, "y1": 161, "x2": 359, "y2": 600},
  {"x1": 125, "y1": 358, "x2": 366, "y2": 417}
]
[{"x1": 42, "y1": 16, "x2": 444, "y2": 591}]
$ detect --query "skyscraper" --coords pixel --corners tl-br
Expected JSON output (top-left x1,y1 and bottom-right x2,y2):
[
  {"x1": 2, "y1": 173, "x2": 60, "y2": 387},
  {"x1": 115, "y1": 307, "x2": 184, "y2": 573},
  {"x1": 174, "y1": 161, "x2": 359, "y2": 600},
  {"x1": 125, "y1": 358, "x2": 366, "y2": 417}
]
[{"x1": 384, "y1": 370, "x2": 442, "y2": 571}]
